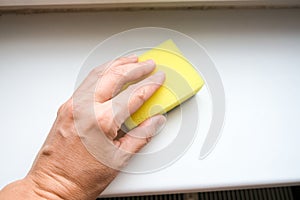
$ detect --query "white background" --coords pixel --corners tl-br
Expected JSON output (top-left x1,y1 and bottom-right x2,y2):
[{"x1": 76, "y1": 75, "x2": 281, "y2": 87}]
[{"x1": 0, "y1": 9, "x2": 300, "y2": 197}]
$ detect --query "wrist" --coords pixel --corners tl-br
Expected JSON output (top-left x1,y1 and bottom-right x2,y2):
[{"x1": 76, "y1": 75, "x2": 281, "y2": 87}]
[
  {"x1": 0, "y1": 178, "x2": 47, "y2": 200},
  {"x1": 0, "y1": 163, "x2": 94, "y2": 200},
  {"x1": 26, "y1": 167, "x2": 87, "y2": 200}
]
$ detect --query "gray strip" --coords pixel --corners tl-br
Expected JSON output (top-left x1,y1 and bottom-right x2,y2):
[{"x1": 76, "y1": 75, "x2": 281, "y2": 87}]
[{"x1": 99, "y1": 187, "x2": 295, "y2": 200}]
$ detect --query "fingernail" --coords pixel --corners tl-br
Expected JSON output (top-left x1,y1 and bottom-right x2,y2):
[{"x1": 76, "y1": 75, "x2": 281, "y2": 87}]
[
  {"x1": 146, "y1": 59, "x2": 155, "y2": 66},
  {"x1": 155, "y1": 71, "x2": 166, "y2": 80},
  {"x1": 156, "y1": 70, "x2": 164, "y2": 76},
  {"x1": 156, "y1": 116, "x2": 166, "y2": 132}
]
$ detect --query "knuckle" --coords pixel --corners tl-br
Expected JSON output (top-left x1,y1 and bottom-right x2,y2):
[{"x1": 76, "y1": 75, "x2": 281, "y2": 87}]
[
  {"x1": 115, "y1": 57, "x2": 129, "y2": 65},
  {"x1": 96, "y1": 108, "x2": 119, "y2": 139},
  {"x1": 135, "y1": 88, "x2": 147, "y2": 102},
  {"x1": 109, "y1": 58, "x2": 126, "y2": 68},
  {"x1": 96, "y1": 109, "x2": 110, "y2": 129},
  {"x1": 109, "y1": 65, "x2": 127, "y2": 78},
  {"x1": 57, "y1": 100, "x2": 74, "y2": 119},
  {"x1": 137, "y1": 61, "x2": 148, "y2": 67}
]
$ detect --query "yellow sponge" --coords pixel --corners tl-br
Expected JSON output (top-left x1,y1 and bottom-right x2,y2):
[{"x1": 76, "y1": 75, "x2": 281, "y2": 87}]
[{"x1": 124, "y1": 39, "x2": 204, "y2": 129}]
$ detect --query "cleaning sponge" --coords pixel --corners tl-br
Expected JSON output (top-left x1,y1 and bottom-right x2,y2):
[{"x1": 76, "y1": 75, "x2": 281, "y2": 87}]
[{"x1": 124, "y1": 39, "x2": 204, "y2": 129}]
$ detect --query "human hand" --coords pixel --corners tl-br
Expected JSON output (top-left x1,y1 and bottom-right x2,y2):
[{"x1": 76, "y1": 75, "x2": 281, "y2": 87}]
[{"x1": 0, "y1": 55, "x2": 166, "y2": 200}]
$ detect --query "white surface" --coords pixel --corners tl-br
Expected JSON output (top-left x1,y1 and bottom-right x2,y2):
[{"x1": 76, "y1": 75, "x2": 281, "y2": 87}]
[{"x1": 0, "y1": 9, "x2": 300, "y2": 196}]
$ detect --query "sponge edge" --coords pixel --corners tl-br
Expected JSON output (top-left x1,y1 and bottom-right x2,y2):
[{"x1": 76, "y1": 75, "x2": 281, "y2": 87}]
[{"x1": 124, "y1": 39, "x2": 204, "y2": 130}]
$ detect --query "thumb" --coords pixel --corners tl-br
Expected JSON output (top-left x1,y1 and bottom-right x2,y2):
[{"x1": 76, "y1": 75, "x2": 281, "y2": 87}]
[{"x1": 117, "y1": 115, "x2": 166, "y2": 154}]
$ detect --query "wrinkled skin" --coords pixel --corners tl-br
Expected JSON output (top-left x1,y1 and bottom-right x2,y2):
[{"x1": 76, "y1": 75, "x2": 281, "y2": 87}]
[{"x1": 0, "y1": 55, "x2": 166, "y2": 200}]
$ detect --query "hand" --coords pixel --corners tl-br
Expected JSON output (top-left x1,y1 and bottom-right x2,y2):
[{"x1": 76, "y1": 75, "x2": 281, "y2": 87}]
[{"x1": 0, "y1": 55, "x2": 166, "y2": 200}]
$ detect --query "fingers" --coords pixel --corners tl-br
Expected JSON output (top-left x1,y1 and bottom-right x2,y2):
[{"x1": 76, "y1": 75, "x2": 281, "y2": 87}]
[
  {"x1": 116, "y1": 115, "x2": 166, "y2": 154},
  {"x1": 92, "y1": 54, "x2": 138, "y2": 76},
  {"x1": 77, "y1": 56, "x2": 165, "y2": 141},
  {"x1": 94, "y1": 57, "x2": 156, "y2": 102},
  {"x1": 107, "y1": 71, "x2": 166, "y2": 130},
  {"x1": 75, "y1": 55, "x2": 138, "y2": 96}
]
